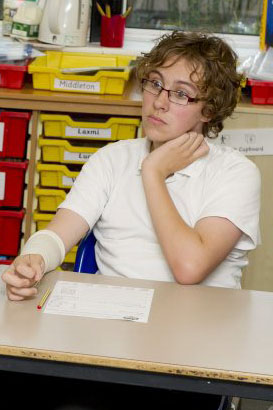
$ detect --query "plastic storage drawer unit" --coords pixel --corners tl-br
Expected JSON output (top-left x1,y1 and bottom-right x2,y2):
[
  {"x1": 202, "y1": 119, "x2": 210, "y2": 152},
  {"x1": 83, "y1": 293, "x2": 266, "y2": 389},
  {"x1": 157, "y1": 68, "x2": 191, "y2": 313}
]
[
  {"x1": 33, "y1": 212, "x2": 77, "y2": 263},
  {"x1": 39, "y1": 138, "x2": 99, "y2": 164},
  {"x1": 247, "y1": 79, "x2": 273, "y2": 104},
  {"x1": 35, "y1": 188, "x2": 66, "y2": 212},
  {"x1": 0, "y1": 161, "x2": 28, "y2": 207},
  {"x1": 28, "y1": 51, "x2": 136, "y2": 95},
  {"x1": 40, "y1": 114, "x2": 140, "y2": 141},
  {"x1": 37, "y1": 163, "x2": 79, "y2": 188},
  {"x1": 0, "y1": 210, "x2": 24, "y2": 255},
  {"x1": 0, "y1": 259, "x2": 13, "y2": 265},
  {"x1": 0, "y1": 60, "x2": 29, "y2": 89},
  {"x1": 0, "y1": 111, "x2": 31, "y2": 159}
]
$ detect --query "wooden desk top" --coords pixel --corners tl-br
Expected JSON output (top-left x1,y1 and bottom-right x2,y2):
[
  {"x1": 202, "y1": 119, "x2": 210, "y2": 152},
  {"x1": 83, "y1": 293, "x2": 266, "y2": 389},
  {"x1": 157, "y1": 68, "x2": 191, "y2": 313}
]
[{"x1": 1, "y1": 271, "x2": 273, "y2": 386}]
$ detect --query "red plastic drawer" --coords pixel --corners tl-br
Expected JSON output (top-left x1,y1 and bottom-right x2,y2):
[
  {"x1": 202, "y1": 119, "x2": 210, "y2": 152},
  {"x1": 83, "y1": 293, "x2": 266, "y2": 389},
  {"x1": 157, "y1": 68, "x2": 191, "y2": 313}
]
[
  {"x1": 0, "y1": 161, "x2": 28, "y2": 207},
  {"x1": 0, "y1": 61, "x2": 28, "y2": 89},
  {"x1": 0, "y1": 259, "x2": 13, "y2": 265},
  {"x1": 0, "y1": 210, "x2": 24, "y2": 256},
  {"x1": 247, "y1": 79, "x2": 273, "y2": 105},
  {"x1": 0, "y1": 111, "x2": 31, "y2": 159}
]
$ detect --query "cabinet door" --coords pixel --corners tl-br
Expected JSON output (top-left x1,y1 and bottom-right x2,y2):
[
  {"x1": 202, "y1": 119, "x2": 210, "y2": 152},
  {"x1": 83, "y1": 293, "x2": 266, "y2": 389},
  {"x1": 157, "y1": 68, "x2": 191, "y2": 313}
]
[{"x1": 221, "y1": 111, "x2": 273, "y2": 291}]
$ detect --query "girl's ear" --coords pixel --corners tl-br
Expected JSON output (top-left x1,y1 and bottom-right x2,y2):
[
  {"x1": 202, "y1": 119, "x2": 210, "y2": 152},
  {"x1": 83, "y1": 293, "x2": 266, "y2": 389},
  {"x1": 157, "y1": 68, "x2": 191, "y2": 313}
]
[
  {"x1": 201, "y1": 115, "x2": 210, "y2": 124},
  {"x1": 201, "y1": 105, "x2": 212, "y2": 123}
]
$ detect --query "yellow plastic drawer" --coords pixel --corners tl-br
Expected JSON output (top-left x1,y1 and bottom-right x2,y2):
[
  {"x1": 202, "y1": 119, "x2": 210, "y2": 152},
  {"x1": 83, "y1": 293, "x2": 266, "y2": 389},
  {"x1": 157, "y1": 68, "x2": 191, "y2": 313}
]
[
  {"x1": 39, "y1": 138, "x2": 100, "y2": 164},
  {"x1": 35, "y1": 187, "x2": 66, "y2": 212},
  {"x1": 63, "y1": 247, "x2": 77, "y2": 264},
  {"x1": 37, "y1": 163, "x2": 79, "y2": 188},
  {"x1": 33, "y1": 211, "x2": 53, "y2": 230},
  {"x1": 28, "y1": 51, "x2": 136, "y2": 95},
  {"x1": 33, "y1": 211, "x2": 77, "y2": 263},
  {"x1": 40, "y1": 114, "x2": 140, "y2": 141}
]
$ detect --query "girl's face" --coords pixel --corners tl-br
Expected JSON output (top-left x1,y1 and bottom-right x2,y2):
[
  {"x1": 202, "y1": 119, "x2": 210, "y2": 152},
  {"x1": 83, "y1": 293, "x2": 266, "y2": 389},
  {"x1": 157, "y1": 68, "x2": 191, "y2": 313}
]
[{"x1": 141, "y1": 57, "x2": 208, "y2": 150}]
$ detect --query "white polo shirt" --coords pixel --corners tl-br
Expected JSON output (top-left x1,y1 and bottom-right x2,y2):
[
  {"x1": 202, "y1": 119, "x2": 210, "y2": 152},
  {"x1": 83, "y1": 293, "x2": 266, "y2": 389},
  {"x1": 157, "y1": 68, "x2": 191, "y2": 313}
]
[{"x1": 59, "y1": 137, "x2": 261, "y2": 289}]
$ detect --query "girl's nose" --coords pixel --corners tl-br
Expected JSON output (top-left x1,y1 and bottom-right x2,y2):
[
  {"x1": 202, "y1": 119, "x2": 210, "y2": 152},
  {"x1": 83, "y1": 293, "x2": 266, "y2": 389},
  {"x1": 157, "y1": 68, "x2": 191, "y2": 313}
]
[{"x1": 153, "y1": 89, "x2": 170, "y2": 110}]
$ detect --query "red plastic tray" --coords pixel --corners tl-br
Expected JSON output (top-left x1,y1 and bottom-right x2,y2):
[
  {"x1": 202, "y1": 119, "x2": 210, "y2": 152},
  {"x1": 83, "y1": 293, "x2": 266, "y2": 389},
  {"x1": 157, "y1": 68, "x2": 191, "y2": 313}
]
[
  {"x1": 0, "y1": 60, "x2": 28, "y2": 89},
  {"x1": 0, "y1": 111, "x2": 31, "y2": 159},
  {"x1": 247, "y1": 79, "x2": 273, "y2": 105},
  {"x1": 0, "y1": 259, "x2": 13, "y2": 265},
  {"x1": 0, "y1": 209, "x2": 24, "y2": 256},
  {"x1": 0, "y1": 161, "x2": 28, "y2": 207}
]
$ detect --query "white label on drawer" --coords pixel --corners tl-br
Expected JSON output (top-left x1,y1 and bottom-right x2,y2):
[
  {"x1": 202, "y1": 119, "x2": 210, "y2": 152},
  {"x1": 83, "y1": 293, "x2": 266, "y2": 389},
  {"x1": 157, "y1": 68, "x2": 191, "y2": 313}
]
[
  {"x1": 0, "y1": 122, "x2": 4, "y2": 152},
  {"x1": 213, "y1": 128, "x2": 273, "y2": 155},
  {"x1": 64, "y1": 151, "x2": 94, "y2": 162},
  {"x1": 0, "y1": 172, "x2": 6, "y2": 200},
  {"x1": 54, "y1": 79, "x2": 100, "y2": 93},
  {"x1": 62, "y1": 176, "x2": 76, "y2": 187},
  {"x1": 65, "y1": 126, "x2": 111, "y2": 138}
]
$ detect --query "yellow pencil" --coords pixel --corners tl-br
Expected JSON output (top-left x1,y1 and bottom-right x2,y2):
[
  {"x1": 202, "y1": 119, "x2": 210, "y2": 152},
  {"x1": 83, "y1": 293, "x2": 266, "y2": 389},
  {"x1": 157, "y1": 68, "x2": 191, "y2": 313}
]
[
  {"x1": 37, "y1": 287, "x2": 51, "y2": 310},
  {"x1": 96, "y1": 2, "x2": 105, "y2": 17},
  {"x1": 105, "y1": 4, "x2": 111, "y2": 18},
  {"x1": 122, "y1": 6, "x2": 132, "y2": 18}
]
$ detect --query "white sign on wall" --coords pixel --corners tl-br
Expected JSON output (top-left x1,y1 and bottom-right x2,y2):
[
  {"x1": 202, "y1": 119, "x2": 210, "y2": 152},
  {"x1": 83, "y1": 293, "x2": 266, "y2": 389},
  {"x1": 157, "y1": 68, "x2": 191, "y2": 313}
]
[{"x1": 213, "y1": 128, "x2": 273, "y2": 155}]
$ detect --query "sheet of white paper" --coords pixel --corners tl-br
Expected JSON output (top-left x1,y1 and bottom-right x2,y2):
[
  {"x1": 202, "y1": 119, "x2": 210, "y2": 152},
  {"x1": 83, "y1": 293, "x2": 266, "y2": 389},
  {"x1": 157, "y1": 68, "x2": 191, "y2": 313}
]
[{"x1": 44, "y1": 281, "x2": 154, "y2": 323}]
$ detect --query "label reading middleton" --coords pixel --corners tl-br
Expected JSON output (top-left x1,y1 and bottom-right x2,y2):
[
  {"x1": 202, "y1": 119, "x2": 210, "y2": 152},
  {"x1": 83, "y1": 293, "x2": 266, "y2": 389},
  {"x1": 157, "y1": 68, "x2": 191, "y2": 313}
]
[{"x1": 54, "y1": 79, "x2": 100, "y2": 92}]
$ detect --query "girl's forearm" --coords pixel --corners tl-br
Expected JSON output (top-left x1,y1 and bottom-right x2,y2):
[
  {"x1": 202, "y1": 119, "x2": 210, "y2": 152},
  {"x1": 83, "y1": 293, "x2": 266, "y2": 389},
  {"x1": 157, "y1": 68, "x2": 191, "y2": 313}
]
[{"x1": 141, "y1": 168, "x2": 208, "y2": 284}]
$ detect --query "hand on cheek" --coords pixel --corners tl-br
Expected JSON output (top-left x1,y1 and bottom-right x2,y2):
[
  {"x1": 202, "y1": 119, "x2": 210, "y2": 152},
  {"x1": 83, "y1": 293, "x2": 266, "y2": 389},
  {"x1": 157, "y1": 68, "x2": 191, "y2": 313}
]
[{"x1": 142, "y1": 132, "x2": 209, "y2": 179}]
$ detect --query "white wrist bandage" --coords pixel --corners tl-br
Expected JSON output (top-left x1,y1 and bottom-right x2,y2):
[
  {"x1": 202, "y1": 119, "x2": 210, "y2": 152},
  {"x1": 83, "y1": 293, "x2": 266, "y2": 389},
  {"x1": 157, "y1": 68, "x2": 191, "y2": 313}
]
[{"x1": 20, "y1": 230, "x2": 66, "y2": 273}]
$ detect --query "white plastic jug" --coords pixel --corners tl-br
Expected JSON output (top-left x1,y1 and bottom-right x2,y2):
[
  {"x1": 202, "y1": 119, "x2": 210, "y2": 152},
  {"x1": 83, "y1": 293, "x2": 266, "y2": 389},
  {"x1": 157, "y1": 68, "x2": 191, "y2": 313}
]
[{"x1": 38, "y1": 0, "x2": 91, "y2": 46}]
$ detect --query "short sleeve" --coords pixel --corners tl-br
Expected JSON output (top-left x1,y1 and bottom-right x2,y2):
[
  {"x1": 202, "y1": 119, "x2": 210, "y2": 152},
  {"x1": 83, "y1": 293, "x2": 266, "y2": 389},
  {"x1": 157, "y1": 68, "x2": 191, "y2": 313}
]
[
  {"x1": 198, "y1": 157, "x2": 261, "y2": 250},
  {"x1": 58, "y1": 146, "x2": 113, "y2": 229}
]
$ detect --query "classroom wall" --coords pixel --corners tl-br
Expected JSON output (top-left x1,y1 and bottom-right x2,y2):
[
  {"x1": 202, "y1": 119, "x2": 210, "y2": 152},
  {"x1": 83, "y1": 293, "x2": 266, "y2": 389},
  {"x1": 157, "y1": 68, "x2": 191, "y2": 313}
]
[{"x1": 222, "y1": 109, "x2": 273, "y2": 292}]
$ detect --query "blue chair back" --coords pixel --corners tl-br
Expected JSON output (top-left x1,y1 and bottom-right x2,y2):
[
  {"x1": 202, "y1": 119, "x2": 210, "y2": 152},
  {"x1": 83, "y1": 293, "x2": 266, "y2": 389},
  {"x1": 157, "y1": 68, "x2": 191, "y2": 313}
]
[{"x1": 74, "y1": 230, "x2": 98, "y2": 274}]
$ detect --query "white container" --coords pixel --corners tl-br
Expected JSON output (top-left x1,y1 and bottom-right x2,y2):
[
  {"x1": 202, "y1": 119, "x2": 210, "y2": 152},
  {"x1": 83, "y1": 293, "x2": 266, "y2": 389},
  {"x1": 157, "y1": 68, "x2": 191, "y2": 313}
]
[
  {"x1": 38, "y1": 0, "x2": 91, "y2": 47},
  {"x1": 3, "y1": 0, "x2": 24, "y2": 36},
  {"x1": 11, "y1": 1, "x2": 43, "y2": 40}
]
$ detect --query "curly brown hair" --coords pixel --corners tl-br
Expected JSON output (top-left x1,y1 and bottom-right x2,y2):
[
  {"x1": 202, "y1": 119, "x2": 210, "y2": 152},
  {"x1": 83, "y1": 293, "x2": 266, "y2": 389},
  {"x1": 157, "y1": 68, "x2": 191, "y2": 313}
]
[{"x1": 136, "y1": 31, "x2": 243, "y2": 138}]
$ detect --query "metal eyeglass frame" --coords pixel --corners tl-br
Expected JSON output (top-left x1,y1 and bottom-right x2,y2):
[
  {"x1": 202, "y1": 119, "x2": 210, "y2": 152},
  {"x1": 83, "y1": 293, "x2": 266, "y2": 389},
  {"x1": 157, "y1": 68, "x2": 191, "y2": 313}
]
[{"x1": 141, "y1": 78, "x2": 199, "y2": 105}]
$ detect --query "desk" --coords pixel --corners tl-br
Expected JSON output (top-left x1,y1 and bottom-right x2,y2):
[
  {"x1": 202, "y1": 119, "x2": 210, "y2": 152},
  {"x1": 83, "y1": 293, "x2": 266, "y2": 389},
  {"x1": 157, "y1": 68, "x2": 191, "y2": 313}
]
[{"x1": 1, "y1": 270, "x2": 273, "y2": 401}]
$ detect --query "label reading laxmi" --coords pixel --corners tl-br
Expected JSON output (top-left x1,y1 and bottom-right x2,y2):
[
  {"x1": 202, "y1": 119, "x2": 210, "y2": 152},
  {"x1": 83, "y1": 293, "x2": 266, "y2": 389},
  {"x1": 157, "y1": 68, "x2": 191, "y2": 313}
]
[
  {"x1": 65, "y1": 126, "x2": 111, "y2": 138},
  {"x1": 0, "y1": 172, "x2": 6, "y2": 200},
  {"x1": 64, "y1": 151, "x2": 94, "y2": 162},
  {"x1": 54, "y1": 79, "x2": 100, "y2": 93},
  {"x1": 62, "y1": 176, "x2": 76, "y2": 187},
  {"x1": 0, "y1": 122, "x2": 4, "y2": 152}
]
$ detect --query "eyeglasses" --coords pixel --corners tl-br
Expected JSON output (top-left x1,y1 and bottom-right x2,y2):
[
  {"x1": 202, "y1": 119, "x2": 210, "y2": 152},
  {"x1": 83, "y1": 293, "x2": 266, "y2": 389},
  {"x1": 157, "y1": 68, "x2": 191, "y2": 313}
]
[{"x1": 141, "y1": 78, "x2": 199, "y2": 106}]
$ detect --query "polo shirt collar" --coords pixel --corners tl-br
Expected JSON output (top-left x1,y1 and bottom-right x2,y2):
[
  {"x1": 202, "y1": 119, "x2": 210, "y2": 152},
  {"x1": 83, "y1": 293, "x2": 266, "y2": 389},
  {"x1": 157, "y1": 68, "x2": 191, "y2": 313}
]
[
  {"x1": 136, "y1": 137, "x2": 151, "y2": 174},
  {"x1": 137, "y1": 137, "x2": 211, "y2": 179}
]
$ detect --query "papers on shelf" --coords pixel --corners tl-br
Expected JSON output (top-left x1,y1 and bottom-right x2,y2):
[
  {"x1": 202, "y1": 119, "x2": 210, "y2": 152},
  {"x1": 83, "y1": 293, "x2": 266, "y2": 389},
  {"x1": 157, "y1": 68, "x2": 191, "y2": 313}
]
[{"x1": 44, "y1": 280, "x2": 154, "y2": 323}]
